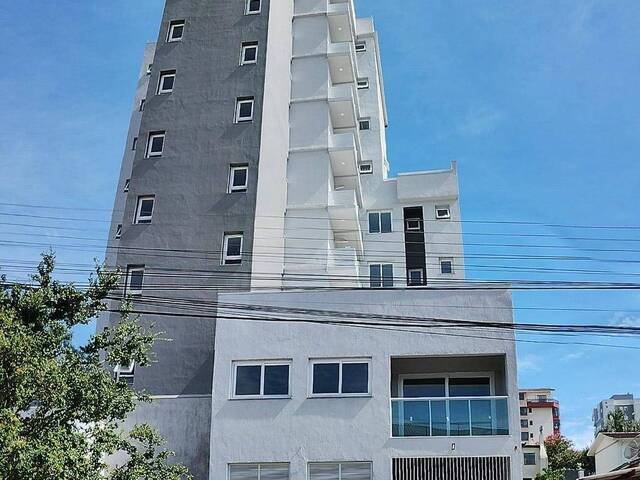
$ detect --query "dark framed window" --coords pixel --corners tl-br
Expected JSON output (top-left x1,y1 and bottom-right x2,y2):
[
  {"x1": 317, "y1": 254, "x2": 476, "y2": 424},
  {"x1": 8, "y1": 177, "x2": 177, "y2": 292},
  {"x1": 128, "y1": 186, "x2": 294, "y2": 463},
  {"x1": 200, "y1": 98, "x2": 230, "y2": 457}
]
[
  {"x1": 311, "y1": 360, "x2": 370, "y2": 396},
  {"x1": 232, "y1": 361, "x2": 290, "y2": 398}
]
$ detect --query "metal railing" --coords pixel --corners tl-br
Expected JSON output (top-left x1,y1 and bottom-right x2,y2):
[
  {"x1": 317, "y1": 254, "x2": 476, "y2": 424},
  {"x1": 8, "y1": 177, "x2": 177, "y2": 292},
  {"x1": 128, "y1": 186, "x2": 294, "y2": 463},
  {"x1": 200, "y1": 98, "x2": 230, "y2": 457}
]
[{"x1": 391, "y1": 396, "x2": 509, "y2": 437}]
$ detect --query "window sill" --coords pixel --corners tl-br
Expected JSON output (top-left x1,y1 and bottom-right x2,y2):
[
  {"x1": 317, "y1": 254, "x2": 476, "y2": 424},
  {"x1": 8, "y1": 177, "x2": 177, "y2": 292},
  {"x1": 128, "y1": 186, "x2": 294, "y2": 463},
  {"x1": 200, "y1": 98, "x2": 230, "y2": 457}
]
[
  {"x1": 229, "y1": 396, "x2": 291, "y2": 401},
  {"x1": 308, "y1": 394, "x2": 372, "y2": 399}
]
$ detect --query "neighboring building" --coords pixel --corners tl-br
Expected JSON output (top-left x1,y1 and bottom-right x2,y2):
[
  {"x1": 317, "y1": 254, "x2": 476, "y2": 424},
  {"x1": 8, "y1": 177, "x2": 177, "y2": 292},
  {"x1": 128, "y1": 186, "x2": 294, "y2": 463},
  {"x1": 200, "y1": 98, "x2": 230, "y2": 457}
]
[
  {"x1": 100, "y1": 0, "x2": 522, "y2": 479},
  {"x1": 588, "y1": 432, "x2": 640, "y2": 475},
  {"x1": 593, "y1": 395, "x2": 640, "y2": 434},
  {"x1": 519, "y1": 388, "x2": 561, "y2": 444},
  {"x1": 522, "y1": 429, "x2": 549, "y2": 480}
]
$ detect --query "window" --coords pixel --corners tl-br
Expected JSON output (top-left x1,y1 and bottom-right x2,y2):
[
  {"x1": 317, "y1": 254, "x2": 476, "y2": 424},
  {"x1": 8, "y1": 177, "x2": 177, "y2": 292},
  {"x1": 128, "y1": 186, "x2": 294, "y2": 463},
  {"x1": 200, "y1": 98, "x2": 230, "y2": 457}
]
[
  {"x1": 530, "y1": 420, "x2": 533, "y2": 426},
  {"x1": 229, "y1": 464, "x2": 289, "y2": 480},
  {"x1": 167, "y1": 20, "x2": 185, "y2": 42},
  {"x1": 134, "y1": 196, "x2": 155, "y2": 224},
  {"x1": 440, "y1": 258, "x2": 453, "y2": 275},
  {"x1": 146, "y1": 64, "x2": 152, "y2": 75},
  {"x1": 126, "y1": 266, "x2": 144, "y2": 296},
  {"x1": 521, "y1": 419, "x2": 529, "y2": 428},
  {"x1": 519, "y1": 392, "x2": 526, "y2": 400},
  {"x1": 115, "y1": 224, "x2": 122, "y2": 239},
  {"x1": 309, "y1": 463, "x2": 371, "y2": 480},
  {"x1": 359, "y1": 162, "x2": 373, "y2": 174},
  {"x1": 146, "y1": 131, "x2": 165, "y2": 157},
  {"x1": 355, "y1": 41, "x2": 367, "y2": 52},
  {"x1": 405, "y1": 218, "x2": 421, "y2": 231},
  {"x1": 521, "y1": 432, "x2": 529, "y2": 442},
  {"x1": 520, "y1": 407, "x2": 528, "y2": 416},
  {"x1": 310, "y1": 359, "x2": 370, "y2": 396},
  {"x1": 139, "y1": 99, "x2": 145, "y2": 112},
  {"x1": 232, "y1": 361, "x2": 290, "y2": 398},
  {"x1": 368, "y1": 211, "x2": 392, "y2": 233},
  {"x1": 529, "y1": 408, "x2": 532, "y2": 413},
  {"x1": 435, "y1": 204, "x2": 451, "y2": 219},
  {"x1": 245, "y1": 0, "x2": 261, "y2": 14},
  {"x1": 123, "y1": 179, "x2": 130, "y2": 192},
  {"x1": 400, "y1": 375, "x2": 491, "y2": 398},
  {"x1": 235, "y1": 97, "x2": 254, "y2": 122},
  {"x1": 407, "y1": 268, "x2": 424, "y2": 286},
  {"x1": 359, "y1": 119, "x2": 370, "y2": 130},
  {"x1": 369, "y1": 264, "x2": 393, "y2": 288},
  {"x1": 113, "y1": 362, "x2": 135, "y2": 385},
  {"x1": 524, "y1": 453, "x2": 536, "y2": 465},
  {"x1": 157, "y1": 70, "x2": 176, "y2": 94},
  {"x1": 223, "y1": 233, "x2": 243, "y2": 265},
  {"x1": 228, "y1": 165, "x2": 248, "y2": 192},
  {"x1": 132, "y1": 137, "x2": 138, "y2": 151},
  {"x1": 357, "y1": 78, "x2": 369, "y2": 89},
  {"x1": 240, "y1": 42, "x2": 259, "y2": 65}
]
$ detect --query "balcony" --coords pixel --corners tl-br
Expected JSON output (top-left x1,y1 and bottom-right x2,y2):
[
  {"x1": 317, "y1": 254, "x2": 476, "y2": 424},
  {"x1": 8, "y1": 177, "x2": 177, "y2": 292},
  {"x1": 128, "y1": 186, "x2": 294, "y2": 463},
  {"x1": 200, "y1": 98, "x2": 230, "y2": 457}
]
[
  {"x1": 327, "y1": 42, "x2": 357, "y2": 85},
  {"x1": 391, "y1": 397, "x2": 510, "y2": 437},
  {"x1": 327, "y1": 1, "x2": 355, "y2": 43},
  {"x1": 329, "y1": 84, "x2": 358, "y2": 129},
  {"x1": 328, "y1": 189, "x2": 363, "y2": 255},
  {"x1": 329, "y1": 130, "x2": 360, "y2": 186}
]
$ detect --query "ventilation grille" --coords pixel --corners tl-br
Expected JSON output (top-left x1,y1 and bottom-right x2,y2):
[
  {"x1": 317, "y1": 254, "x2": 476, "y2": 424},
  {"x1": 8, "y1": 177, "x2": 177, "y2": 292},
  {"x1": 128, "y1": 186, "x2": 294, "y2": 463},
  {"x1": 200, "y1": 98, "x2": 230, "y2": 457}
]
[{"x1": 392, "y1": 457, "x2": 511, "y2": 480}]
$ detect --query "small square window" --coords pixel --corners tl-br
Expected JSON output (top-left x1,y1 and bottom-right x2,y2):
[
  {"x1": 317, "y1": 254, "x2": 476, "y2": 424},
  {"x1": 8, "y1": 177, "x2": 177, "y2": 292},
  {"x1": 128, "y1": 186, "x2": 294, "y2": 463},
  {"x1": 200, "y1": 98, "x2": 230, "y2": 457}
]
[
  {"x1": 223, "y1": 233, "x2": 243, "y2": 265},
  {"x1": 132, "y1": 137, "x2": 138, "y2": 151},
  {"x1": 359, "y1": 162, "x2": 373, "y2": 174},
  {"x1": 135, "y1": 196, "x2": 155, "y2": 224},
  {"x1": 123, "y1": 179, "x2": 130, "y2": 192},
  {"x1": 167, "y1": 20, "x2": 185, "y2": 42},
  {"x1": 521, "y1": 431, "x2": 529, "y2": 442},
  {"x1": 126, "y1": 266, "x2": 145, "y2": 296},
  {"x1": 359, "y1": 119, "x2": 370, "y2": 130},
  {"x1": 370, "y1": 263, "x2": 393, "y2": 288},
  {"x1": 405, "y1": 218, "x2": 421, "y2": 231},
  {"x1": 115, "y1": 224, "x2": 122, "y2": 239},
  {"x1": 357, "y1": 78, "x2": 369, "y2": 90},
  {"x1": 235, "y1": 97, "x2": 254, "y2": 123},
  {"x1": 228, "y1": 165, "x2": 248, "y2": 192},
  {"x1": 310, "y1": 359, "x2": 370, "y2": 396},
  {"x1": 407, "y1": 268, "x2": 424, "y2": 286},
  {"x1": 524, "y1": 453, "x2": 537, "y2": 466},
  {"x1": 355, "y1": 41, "x2": 367, "y2": 52},
  {"x1": 435, "y1": 205, "x2": 451, "y2": 219},
  {"x1": 240, "y1": 42, "x2": 259, "y2": 65},
  {"x1": 157, "y1": 70, "x2": 176, "y2": 94},
  {"x1": 521, "y1": 419, "x2": 529, "y2": 428},
  {"x1": 246, "y1": 0, "x2": 261, "y2": 14},
  {"x1": 440, "y1": 258, "x2": 453, "y2": 275},
  {"x1": 368, "y1": 211, "x2": 392, "y2": 234},
  {"x1": 146, "y1": 131, "x2": 165, "y2": 157},
  {"x1": 139, "y1": 99, "x2": 145, "y2": 112}
]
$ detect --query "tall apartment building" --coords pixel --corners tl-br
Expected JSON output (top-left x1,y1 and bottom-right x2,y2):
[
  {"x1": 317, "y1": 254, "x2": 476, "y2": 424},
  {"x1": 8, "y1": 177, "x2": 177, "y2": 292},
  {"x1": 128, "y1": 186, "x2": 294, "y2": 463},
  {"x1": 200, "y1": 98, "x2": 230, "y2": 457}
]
[
  {"x1": 519, "y1": 388, "x2": 561, "y2": 444},
  {"x1": 100, "y1": 1, "x2": 522, "y2": 479},
  {"x1": 593, "y1": 394, "x2": 640, "y2": 434}
]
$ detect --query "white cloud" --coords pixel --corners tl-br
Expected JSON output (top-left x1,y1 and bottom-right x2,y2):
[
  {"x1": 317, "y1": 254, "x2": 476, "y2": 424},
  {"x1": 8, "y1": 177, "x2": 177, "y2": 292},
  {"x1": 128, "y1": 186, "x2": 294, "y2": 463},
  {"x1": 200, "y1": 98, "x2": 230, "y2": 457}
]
[
  {"x1": 562, "y1": 418, "x2": 595, "y2": 449},
  {"x1": 457, "y1": 105, "x2": 506, "y2": 136},
  {"x1": 518, "y1": 354, "x2": 542, "y2": 372},
  {"x1": 562, "y1": 351, "x2": 586, "y2": 361},
  {"x1": 611, "y1": 313, "x2": 640, "y2": 328}
]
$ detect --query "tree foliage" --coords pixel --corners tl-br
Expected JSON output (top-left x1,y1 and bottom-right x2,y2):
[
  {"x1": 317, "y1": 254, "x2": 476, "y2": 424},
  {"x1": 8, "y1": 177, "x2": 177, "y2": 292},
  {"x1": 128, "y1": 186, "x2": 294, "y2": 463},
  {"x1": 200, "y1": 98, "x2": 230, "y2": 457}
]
[
  {"x1": 603, "y1": 409, "x2": 640, "y2": 433},
  {"x1": 0, "y1": 253, "x2": 191, "y2": 480},
  {"x1": 534, "y1": 435, "x2": 595, "y2": 479}
]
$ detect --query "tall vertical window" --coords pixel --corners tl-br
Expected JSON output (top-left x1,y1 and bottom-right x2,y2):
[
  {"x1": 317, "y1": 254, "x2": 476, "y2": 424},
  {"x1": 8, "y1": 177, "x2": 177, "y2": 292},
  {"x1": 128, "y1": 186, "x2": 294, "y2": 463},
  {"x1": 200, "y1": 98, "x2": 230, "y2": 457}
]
[
  {"x1": 368, "y1": 211, "x2": 392, "y2": 233},
  {"x1": 115, "y1": 224, "x2": 122, "y2": 239},
  {"x1": 167, "y1": 20, "x2": 185, "y2": 42},
  {"x1": 240, "y1": 42, "x2": 259, "y2": 65},
  {"x1": 146, "y1": 131, "x2": 165, "y2": 157},
  {"x1": 123, "y1": 179, "x2": 130, "y2": 192},
  {"x1": 126, "y1": 266, "x2": 145, "y2": 296},
  {"x1": 235, "y1": 97, "x2": 254, "y2": 122},
  {"x1": 134, "y1": 196, "x2": 155, "y2": 224},
  {"x1": 370, "y1": 264, "x2": 393, "y2": 288},
  {"x1": 228, "y1": 165, "x2": 248, "y2": 193},
  {"x1": 223, "y1": 233, "x2": 243, "y2": 265},
  {"x1": 139, "y1": 99, "x2": 145, "y2": 112},
  {"x1": 245, "y1": 0, "x2": 261, "y2": 14},
  {"x1": 157, "y1": 70, "x2": 176, "y2": 94},
  {"x1": 229, "y1": 464, "x2": 289, "y2": 480},
  {"x1": 309, "y1": 463, "x2": 371, "y2": 480},
  {"x1": 132, "y1": 137, "x2": 138, "y2": 151}
]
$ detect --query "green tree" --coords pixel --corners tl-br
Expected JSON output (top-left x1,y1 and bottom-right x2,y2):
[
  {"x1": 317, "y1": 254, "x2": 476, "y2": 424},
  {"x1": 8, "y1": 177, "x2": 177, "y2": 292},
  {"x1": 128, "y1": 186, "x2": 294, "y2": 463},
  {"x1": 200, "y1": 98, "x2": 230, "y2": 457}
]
[
  {"x1": 603, "y1": 409, "x2": 640, "y2": 433},
  {"x1": 0, "y1": 253, "x2": 191, "y2": 480},
  {"x1": 535, "y1": 468, "x2": 565, "y2": 480}
]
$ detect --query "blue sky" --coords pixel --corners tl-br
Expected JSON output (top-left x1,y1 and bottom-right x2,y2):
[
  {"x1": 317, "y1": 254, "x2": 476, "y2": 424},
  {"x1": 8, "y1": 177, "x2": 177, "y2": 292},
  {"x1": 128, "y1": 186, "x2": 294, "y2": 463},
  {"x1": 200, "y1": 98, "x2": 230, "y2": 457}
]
[{"x1": 1, "y1": 0, "x2": 639, "y2": 448}]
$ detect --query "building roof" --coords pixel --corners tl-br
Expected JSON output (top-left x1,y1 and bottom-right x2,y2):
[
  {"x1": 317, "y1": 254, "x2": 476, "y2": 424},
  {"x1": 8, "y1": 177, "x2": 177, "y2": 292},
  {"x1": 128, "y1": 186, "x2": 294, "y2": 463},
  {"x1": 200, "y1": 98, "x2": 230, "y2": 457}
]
[
  {"x1": 588, "y1": 432, "x2": 640, "y2": 456},
  {"x1": 583, "y1": 467, "x2": 640, "y2": 480}
]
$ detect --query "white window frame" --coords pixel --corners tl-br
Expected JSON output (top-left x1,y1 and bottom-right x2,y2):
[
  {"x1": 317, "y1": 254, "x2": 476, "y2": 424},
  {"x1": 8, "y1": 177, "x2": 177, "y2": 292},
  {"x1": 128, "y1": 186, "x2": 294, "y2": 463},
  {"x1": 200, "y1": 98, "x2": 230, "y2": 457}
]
[
  {"x1": 115, "y1": 224, "x2": 122, "y2": 239},
  {"x1": 357, "y1": 78, "x2": 369, "y2": 89},
  {"x1": 222, "y1": 233, "x2": 244, "y2": 265},
  {"x1": 157, "y1": 70, "x2": 176, "y2": 94},
  {"x1": 132, "y1": 137, "x2": 138, "y2": 151},
  {"x1": 245, "y1": 0, "x2": 262, "y2": 15},
  {"x1": 230, "y1": 360, "x2": 292, "y2": 399},
  {"x1": 146, "y1": 132, "x2": 165, "y2": 157},
  {"x1": 308, "y1": 462, "x2": 372, "y2": 480},
  {"x1": 146, "y1": 64, "x2": 153, "y2": 75},
  {"x1": 235, "y1": 97, "x2": 254, "y2": 123},
  {"x1": 240, "y1": 42, "x2": 259, "y2": 65},
  {"x1": 167, "y1": 20, "x2": 185, "y2": 42},
  {"x1": 139, "y1": 99, "x2": 145, "y2": 112},
  {"x1": 359, "y1": 118, "x2": 371, "y2": 130},
  {"x1": 308, "y1": 358, "x2": 372, "y2": 398},
  {"x1": 228, "y1": 165, "x2": 249, "y2": 193},
  {"x1": 134, "y1": 195, "x2": 155, "y2": 224},
  {"x1": 405, "y1": 218, "x2": 421, "y2": 231},
  {"x1": 125, "y1": 266, "x2": 145, "y2": 296},
  {"x1": 368, "y1": 210, "x2": 392, "y2": 234},
  {"x1": 123, "y1": 179, "x2": 130, "y2": 192},
  {"x1": 435, "y1": 204, "x2": 451, "y2": 220},
  {"x1": 369, "y1": 263, "x2": 394, "y2": 288},
  {"x1": 355, "y1": 41, "x2": 367, "y2": 52},
  {"x1": 229, "y1": 463, "x2": 290, "y2": 480},
  {"x1": 407, "y1": 268, "x2": 424, "y2": 286},
  {"x1": 113, "y1": 362, "x2": 135, "y2": 383},
  {"x1": 439, "y1": 257, "x2": 454, "y2": 275},
  {"x1": 359, "y1": 162, "x2": 373, "y2": 174}
]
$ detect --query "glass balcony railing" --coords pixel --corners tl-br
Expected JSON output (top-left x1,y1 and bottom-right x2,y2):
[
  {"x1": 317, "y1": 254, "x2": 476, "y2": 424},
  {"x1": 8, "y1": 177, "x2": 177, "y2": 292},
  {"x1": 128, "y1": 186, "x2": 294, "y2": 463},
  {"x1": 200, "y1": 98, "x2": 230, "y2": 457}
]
[{"x1": 391, "y1": 397, "x2": 509, "y2": 437}]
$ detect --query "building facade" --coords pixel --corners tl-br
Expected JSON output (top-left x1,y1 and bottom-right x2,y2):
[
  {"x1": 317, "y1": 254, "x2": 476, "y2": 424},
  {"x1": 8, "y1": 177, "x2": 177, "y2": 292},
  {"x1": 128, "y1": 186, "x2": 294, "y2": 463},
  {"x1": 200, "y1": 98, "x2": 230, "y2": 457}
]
[
  {"x1": 593, "y1": 395, "x2": 640, "y2": 435},
  {"x1": 588, "y1": 432, "x2": 640, "y2": 474},
  {"x1": 101, "y1": 0, "x2": 521, "y2": 478},
  {"x1": 519, "y1": 388, "x2": 561, "y2": 444}
]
